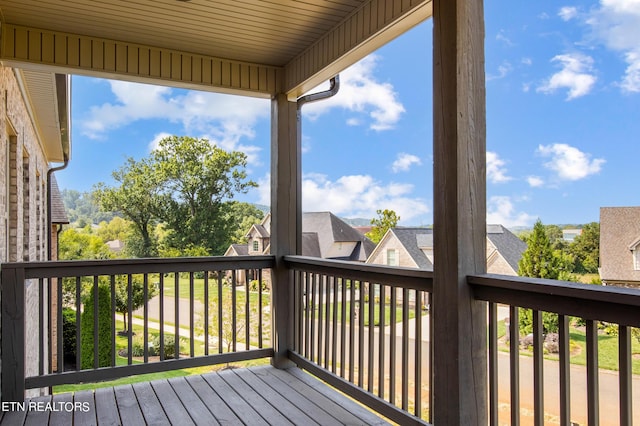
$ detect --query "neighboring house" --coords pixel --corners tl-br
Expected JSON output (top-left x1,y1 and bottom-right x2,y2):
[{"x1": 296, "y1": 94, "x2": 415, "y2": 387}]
[
  {"x1": 106, "y1": 239, "x2": 125, "y2": 254},
  {"x1": 599, "y1": 207, "x2": 640, "y2": 288},
  {"x1": 367, "y1": 224, "x2": 525, "y2": 275},
  {"x1": 0, "y1": 65, "x2": 70, "y2": 392},
  {"x1": 226, "y1": 212, "x2": 375, "y2": 285},
  {"x1": 562, "y1": 228, "x2": 582, "y2": 243}
]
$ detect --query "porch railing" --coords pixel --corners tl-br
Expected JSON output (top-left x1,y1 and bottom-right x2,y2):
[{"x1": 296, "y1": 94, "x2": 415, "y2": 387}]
[
  {"x1": 470, "y1": 274, "x2": 640, "y2": 426},
  {"x1": 1, "y1": 255, "x2": 274, "y2": 400},
  {"x1": 284, "y1": 255, "x2": 433, "y2": 425}
]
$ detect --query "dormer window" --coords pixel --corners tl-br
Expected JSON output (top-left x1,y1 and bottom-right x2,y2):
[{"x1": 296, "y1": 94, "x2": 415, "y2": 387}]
[{"x1": 253, "y1": 240, "x2": 259, "y2": 252}]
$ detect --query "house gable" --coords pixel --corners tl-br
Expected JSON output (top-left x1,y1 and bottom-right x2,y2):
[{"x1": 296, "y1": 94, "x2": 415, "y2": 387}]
[{"x1": 600, "y1": 207, "x2": 640, "y2": 286}]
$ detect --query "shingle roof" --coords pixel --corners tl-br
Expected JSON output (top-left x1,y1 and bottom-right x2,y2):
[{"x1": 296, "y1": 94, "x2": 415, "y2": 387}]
[
  {"x1": 302, "y1": 212, "x2": 375, "y2": 260},
  {"x1": 600, "y1": 207, "x2": 640, "y2": 284},
  {"x1": 486, "y1": 225, "x2": 526, "y2": 273},
  {"x1": 50, "y1": 175, "x2": 69, "y2": 224},
  {"x1": 390, "y1": 228, "x2": 434, "y2": 270},
  {"x1": 229, "y1": 244, "x2": 249, "y2": 256},
  {"x1": 302, "y1": 233, "x2": 322, "y2": 258}
]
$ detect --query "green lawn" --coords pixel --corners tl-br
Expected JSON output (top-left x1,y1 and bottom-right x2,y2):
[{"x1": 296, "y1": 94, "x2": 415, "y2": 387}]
[
  {"x1": 496, "y1": 319, "x2": 640, "y2": 374},
  {"x1": 312, "y1": 301, "x2": 419, "y2": 326}
]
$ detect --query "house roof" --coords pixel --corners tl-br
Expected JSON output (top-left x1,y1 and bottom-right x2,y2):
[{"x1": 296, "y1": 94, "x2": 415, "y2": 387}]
[
  {"x1": 225, "y1": 244, "x2": 249, "y2": 257},
  {"x1": 247, "y1": 223, "x2": 270, "y2": 239},
  {"x1": 302, "y1": 212, "x2": 375, "y2": 260},
  {"x1": 600, "y1": 207, "x2": 640, "y2": 284},
  {"x1": 49, "y1": 175, "x2": 69, "y2": 224},
  {"x1": 486, "y1": 225, "x2": 526, "y2": 273},
  {"x1": 389, "y1": 227, "x2": 434, "y2": 269},
  {"x1": 302, "y1": 233, "x2": 322, "y2": 258}
]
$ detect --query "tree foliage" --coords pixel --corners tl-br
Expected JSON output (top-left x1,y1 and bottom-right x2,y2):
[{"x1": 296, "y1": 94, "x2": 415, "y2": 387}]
[
  {"x1": 366, "y1": 209, "x2": 400, "y2": 244},
  {"x1": 113, "y1": 275, "x2": 158, "y2": 332},
  {"x1": 81, "y1": 285, "x2": 113, "y2": 369},
  {"x1": 568, "y1": 222, "x2": 600, "y2": 273},
  {"x1": 518, "y1": 219, "x2": 559, "y2": 280}
]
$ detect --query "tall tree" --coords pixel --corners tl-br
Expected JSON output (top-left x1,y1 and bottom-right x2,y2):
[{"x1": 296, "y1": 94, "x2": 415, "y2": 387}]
[
  {"x1": 518, "y1": 219, "x2": 559, "y2": 280},
  {"x1": 366, "y1": 209, "x2": 400, "y2": 244},
  {"x1": 152, "y1": 136, "x2": 257, "y2": 254},
  {"x1": 226, "y1": 201, "x2": 267, "y2": 245},
  {"x1": 94, "y1": 158, "x2": 162, "y2": 258},
  {"x1": 568, "y1": 222, "x2": 600, "y2": 273}
]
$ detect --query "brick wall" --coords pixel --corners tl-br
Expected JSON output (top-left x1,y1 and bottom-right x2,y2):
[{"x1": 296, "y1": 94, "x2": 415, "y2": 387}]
[{"x1": 0, "y1": 66, "x2": 53, "y2": 398}]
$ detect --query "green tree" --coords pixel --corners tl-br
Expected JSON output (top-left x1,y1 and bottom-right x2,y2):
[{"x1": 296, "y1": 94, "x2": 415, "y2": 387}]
[
  {"x1": 59, "y1": 228, "x2": 112, "y2": 261},
  {"x1": 113, "y1": 275, "x2": 158, "y2": 333},
  {"x1": 518, "y1": 219, "x2": 559, "y2": 280},
  {"x1": 366, "y1": 209, "x2": 400, "y2": 244},
  {"x1": 518, "y1": 219, "x2": 560, "y2": 334},
  {"x1": 568, "y1": 222, "x2": 600, "y2": 273},
  {"x1": 81, "y1": 285, "x2": 113, "y2": 369},
  {"x1": 152, "y1": 136, "x2": 257, "y2": 255},
  {"x1": 94, "y1": 158, "x2": 162, "y2": 258},
  {"x1": 95, "y1": 217, "x2": 132, "y2": 245},
  {"x1": 226, "y1": 201, "x2": 267, "y2": 245}
]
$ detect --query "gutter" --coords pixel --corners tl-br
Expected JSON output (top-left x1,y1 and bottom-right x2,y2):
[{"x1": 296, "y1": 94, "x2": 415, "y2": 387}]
[
  {"x1": 47, "y1": 75, "x2": 71, "y2": 260},
  {"x1": 294, "y1": 75, "x2": 340, "y2": 254}
]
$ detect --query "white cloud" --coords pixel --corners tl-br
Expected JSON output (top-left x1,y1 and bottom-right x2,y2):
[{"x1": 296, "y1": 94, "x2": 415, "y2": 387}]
[
  {"x1": 537, "y1": 143, "x2": 605, "y2": 181},
  {"x1": 559, "y1": 6, "x2": 579, "y2": 21},
  {"x1": 486, "y1": 151, "x2": 512, "y2": 183},
  {"x1": 537, "y1": 53, "x2": 597, "y2": 100},
  {"x1": 487, "y1": 61, "x2": 513, "y2": 81},
  {"x1": 302, "y1": 55, "x2": 405, "y2": 131},
  {"x1": 148, "y1": 132, "x2": 173, "y2": 152},
  {"x1": 81, "y1": 80, "x2": 270, "y2": 153},
  {"x1": 521, "y1": 57, "x2": 533, "y2": 66},
  {"x1": 527, "y1": 176, "x2": 545, "y2": 187},
  {"x1": 392, "y1": 153, "x2": 422, "y2": 173},
  {"x1": 487, "y1": 196, "x2": 536, "y2": 227},
  {"x1": 255, "y1": 173, "x2": 429, "y2": 223},
  {"x1": 587, "y1": 0, "x2": 640, "y2": 92},
  {"x1": 496, "y1": 30, "x2": 514, "y2": 46}
]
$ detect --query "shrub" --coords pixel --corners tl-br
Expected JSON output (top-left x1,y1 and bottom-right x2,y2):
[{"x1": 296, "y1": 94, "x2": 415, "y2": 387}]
[
  {"x1": 62, "y1": 308, "x2": 77, "y2": 362},
  {"x1": 81, "y1": 285, "x2": 113, "y2": 369},
  {"x1": 151, "y1": 334, "x2": 177, "y2": 359},
  {"x1": 249, "y1": 280, "x2": 269, "y2": 292},
  {"x1": 518, "y1": 308, "x2": 558, "y2": 335}
]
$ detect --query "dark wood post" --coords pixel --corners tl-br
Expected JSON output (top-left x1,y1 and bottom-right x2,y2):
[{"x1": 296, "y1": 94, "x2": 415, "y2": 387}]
[
  {"x1": 270, "y1": 93, "x2": 299, "y2": 368},
  {"x1": 1, "y1": 265, "x2": 26, "y2": 401},
  {"x1": 432, "y1": 0, "x2": 488, "y2": 423}
]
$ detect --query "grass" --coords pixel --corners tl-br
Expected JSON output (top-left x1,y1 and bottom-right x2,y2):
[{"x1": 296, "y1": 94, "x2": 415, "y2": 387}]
[
  {"x1": 322, "y1": 301, "x2": 419, "y2": 326},
  {"x1": 496, "y1": 319, "x2": 640, "y2": 374}
]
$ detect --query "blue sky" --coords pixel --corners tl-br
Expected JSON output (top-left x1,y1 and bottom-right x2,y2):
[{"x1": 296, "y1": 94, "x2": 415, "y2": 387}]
[{"x1": 56, "y1": 0, "x2": 640, "y2": 227}]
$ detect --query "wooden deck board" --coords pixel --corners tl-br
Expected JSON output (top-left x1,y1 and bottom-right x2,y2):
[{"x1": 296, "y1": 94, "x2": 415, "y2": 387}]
[
  {"x1": 168, "y1": 377, "x2": 220, "y2": 426},
  {"x1": 184, "y1": 374, "x2": 243, "y2": 425},
  {"x1": 23, "y1": 395, "x2": 51, "y2": 426},
  {"x1": 131, "y1": 381, "x2": 171, "y2": 426},
  {"x1": 48, "y1": 392, "x2": 73, "y2": 426},
  {"x1": 201, "y1": 371, "x2": 270, "y2": 426},
  {"x1": 234, "y1": 368, "x2": 323, "y2": 425},
  {"x1": 113, "y1": 385, "x2": 145, "y2": 426},
  {"x1": 1, "y1": 366, "x2": 390, "y2": 426},
  {"x1": 94, "y1": 387, "x2": 121, "y2": 426},
  {"x1": 149, "y1": 379, "x2": 196, "y2": 426}
]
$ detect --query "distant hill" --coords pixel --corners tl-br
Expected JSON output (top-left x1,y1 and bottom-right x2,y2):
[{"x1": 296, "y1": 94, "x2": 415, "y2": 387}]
[{"x1": 340, "y1": 217, "x2": 372, "y2": 227}]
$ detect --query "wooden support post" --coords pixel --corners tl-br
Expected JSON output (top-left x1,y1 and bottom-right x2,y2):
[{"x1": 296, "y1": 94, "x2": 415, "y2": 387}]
[
  {"x1": 432, "y1": 0, "x2": 488, "y2": 423},
  {"x1": 270, "y1": 93, "x2": 299, "y2": 368},
  {"x1": 1, "y1": 266, "x2": 26, "y2": 401}
]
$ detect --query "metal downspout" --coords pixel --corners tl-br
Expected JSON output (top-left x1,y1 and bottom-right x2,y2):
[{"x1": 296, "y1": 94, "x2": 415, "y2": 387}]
[
  {"x1": 295, "y1": 75, "x2": 340, "y2": 254},
  {"x1": 47, "y1": 155, "x2": 69, "y2": 260}
]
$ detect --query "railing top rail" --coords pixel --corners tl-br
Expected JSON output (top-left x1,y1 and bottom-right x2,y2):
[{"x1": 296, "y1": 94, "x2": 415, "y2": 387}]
[
  {"x1": 284, "y1": 255, "x2": 433, "y2": 291},
  {"x1": 1, "y1": 255, "x2": 276, "y2": 278},
  {"x1": 469, "y1": 273, "x2": 640, "y2": 327}
]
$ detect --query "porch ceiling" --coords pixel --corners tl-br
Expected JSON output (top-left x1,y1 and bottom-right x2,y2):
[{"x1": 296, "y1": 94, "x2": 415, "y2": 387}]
[{"x1": 0, "y1": 0, "x2": 432, "y2": 97}]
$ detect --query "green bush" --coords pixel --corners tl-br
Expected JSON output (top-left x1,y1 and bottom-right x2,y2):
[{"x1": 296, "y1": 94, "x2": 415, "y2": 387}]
[
  {"x1": 62, "y1": 308, "x2": 77, "y2": 361},
  {"x1": 151, "y1": 334, "x2": 177, "y2": 359},
  {"x1": 518, "y1": 308, "x2": 558, "y2": 335},
  {"x1": 249, "y1": 280, "x2": 269, "y2": 292},
  {"x1": 81, "y1": 285, "x2": 113, "y2": 369}
]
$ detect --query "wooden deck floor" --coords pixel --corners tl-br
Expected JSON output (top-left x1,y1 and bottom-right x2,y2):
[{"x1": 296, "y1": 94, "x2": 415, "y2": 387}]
[{"x1": 0, "y1": 366, "x2": 390, "y2": 425}]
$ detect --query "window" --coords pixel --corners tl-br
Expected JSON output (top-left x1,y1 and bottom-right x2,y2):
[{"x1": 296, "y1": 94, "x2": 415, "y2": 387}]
[
  {"x1": 253, "y1": 240, "x2": 259, "y2": 252},
  {"x1": 386, "y1": 249, "x2": 398, "y2": 266},
  {"x1": 634, "y1": 249, "x2": 640, "y2": 271}
]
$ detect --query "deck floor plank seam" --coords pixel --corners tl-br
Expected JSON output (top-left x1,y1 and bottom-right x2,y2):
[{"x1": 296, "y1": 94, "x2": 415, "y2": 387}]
[
  {"x1": 94, "y1": 387, "x2": 121, "y2": 426},
  {"x1": 183, "y1": 374, "x2": 243, "y2": 425},
  {"x1": 131, "y1": 381, "x2": 171, "y2": 426},
  {"x1": 149, "y1": 379, "x2": 196, "y2": 426},
  {"x1": 48, "y1": 392, "x2": 73, "y2": 426},
  {"x1": 201, "y1": 371, "x2": 270, "y2": 426},
  {"x1": 23, "y1": 395, "x2": 52, "y2": 426},
  {"x1": 286, "y1": 367, "x2": 392, "y2": 426},
  {"x1": 71, "y1": 389, "x2": 97, "y2": 426},
  {"x1": 232, "y1": 368, "x2": 321, "y2": 426},
  {"x1": 244, "y1": 367, "x2": 347, "y2": 426},
  {"x1": 216, "y1": 368, "x2": 294, "y2": 426},
  {"x1": 113, "y1": 384, "x2": 146, "y2": 426},
  {"x1": 167, "y1": 376, "x2": 221, "y2": 426}
]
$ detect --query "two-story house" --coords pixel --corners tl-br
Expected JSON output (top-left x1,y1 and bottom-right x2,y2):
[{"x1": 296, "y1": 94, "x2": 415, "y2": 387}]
[{"x1": 600, "y1": 206, "x2": 640, "y2": 288}]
